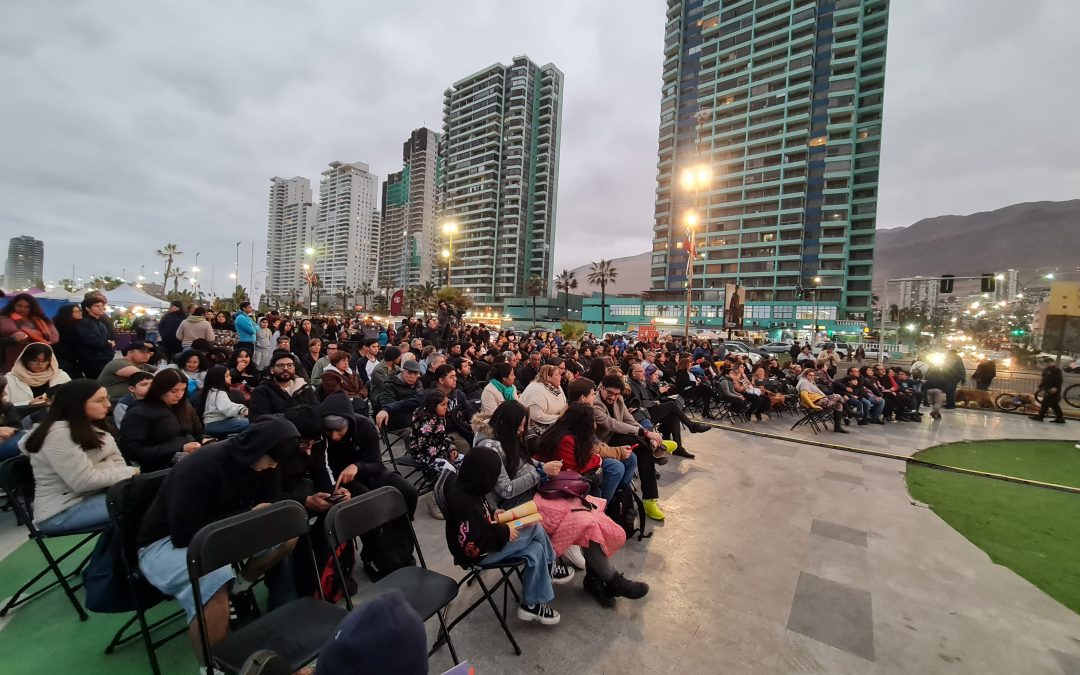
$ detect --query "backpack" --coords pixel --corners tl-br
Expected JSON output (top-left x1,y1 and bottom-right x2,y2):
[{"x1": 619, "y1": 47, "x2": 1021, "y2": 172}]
[
  {"x1": 318, "y1": 540, "x2": 358, "y2": 603},
  {"x1": 605, "y1": 484, "x2": 652, "y2": 542},
  {"x1": 83, "y1": 523, "x2": 170, "y2": 613},
  {"x1": 358, "y1": 518, "x2": 416, "y2": 583}
]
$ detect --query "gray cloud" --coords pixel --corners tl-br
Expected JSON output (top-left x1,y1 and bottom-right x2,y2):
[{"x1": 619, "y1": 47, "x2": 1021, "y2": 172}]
[{"x1": 1, "y1": 0, "x2": 1076, "y2": 291}]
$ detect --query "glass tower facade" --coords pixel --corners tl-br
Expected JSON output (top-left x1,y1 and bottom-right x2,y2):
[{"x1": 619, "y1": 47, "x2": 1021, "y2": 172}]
[{"x1": 651, "y1": 0, "x2": 889, "y2": 331}]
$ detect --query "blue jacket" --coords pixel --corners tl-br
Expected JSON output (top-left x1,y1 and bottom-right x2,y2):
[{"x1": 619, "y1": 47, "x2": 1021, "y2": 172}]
[{"x1": 234, "y1": 311, "x2": 257, "y2": 344}]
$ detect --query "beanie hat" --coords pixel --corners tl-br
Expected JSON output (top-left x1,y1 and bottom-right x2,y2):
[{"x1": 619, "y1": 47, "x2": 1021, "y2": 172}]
[
  {"x1": 382, "y1": 346, "x2": 402, "y2": 363},
  {"x1": 315, "y1": 589, "x2": 428, "y2": 675}
]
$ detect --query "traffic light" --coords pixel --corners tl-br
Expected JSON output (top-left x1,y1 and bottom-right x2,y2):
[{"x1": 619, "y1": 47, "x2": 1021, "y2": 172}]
[
  {"x1": 939, "y1": 274, "x2": 954, "y2": 293},
  {"x1": 1010, "y1": 328, "x2": 1027, "y2": 337},
  {"x1": 980, "y1": 273, "x2": 996, "y2": 293}
]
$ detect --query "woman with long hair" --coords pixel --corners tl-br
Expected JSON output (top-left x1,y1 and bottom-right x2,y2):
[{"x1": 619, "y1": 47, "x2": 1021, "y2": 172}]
[
  {"x1": 475, "y1": 401, "x2": 647, "y2": 605},
  {"x1": 51, "y1": 304, "x2": 84, "y2": 379},
  {"x1": 674, "y1": 357, "x2": 714, "y2": 418},
  {"x1": 518, "y1": 364, "x2": 567, "y2": 435},
  {"x1": 0, "y1": 292, "x2": 59, "y2": 373},
  {"x1": 211, "y1": 311, "x2": 237, "y2": 348},
  {"x1": 230, "y1": 346, "x2": 261, "y2": 393},
  {"x1": 536, "y1": 402, "x2": 637, "y2": 503},
  {"x1": 6, "y1": 343, "x2": 71, "y2": 406},
  {"x1": 119, "y1": 368, "x2": 203, "y2": 472},
  {"x1": 480, "y1": 362, "x2": 518, "y2": 415},
  {"x1": 198, "y1": 365, "x2": 250, "y2": 438},
  {"x1": 291, "y1": 318, "x2": 314, "y2": 357},
  {"x1": 584, "y1": 357, "x2": 608, "y2": 386},
  {"x1": 21, "y1": 379, "x2": 137, "y2": 534}
]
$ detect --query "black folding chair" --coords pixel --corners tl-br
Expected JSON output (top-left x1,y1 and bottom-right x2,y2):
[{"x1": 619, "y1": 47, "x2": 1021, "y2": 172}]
[
  {"x1": 325, "y1": 486, "x2": 461, "y2": 664},
  {"x1": 104, "y1": 471, "x2": 188, "y2": 675},
  {"x1": 433, "y1": 469, "x2": 526, "y2": 656},
  {"x1": 239, "y1": 650, "x2": 293, "y2": 675},
  {"x1": 187, "y1": 500, "x2": 347, "y2": 673},
  {"x1": 0, "y1": 455, "x2": 98, "y2": 621},
  {"x1": 381, "y1": 427, "x2": 434, "y2": 496},
  {"x1": 790, "y1": 404, "x2": 831, "y2": 434}
]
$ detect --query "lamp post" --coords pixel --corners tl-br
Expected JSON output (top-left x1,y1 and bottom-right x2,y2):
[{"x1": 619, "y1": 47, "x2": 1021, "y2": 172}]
[
  {"x1": 304, "y1": 247, "x2": 318, "y2": 311},
  {"x1": 679, "y1": 164, "x2": 711, "y2": 341},
  {"x1": 441, "y1": 221, "x2": 458, "y2": 287},
  {"x1": 811, "y1": 275, "x2": 822, "y2": 342}
]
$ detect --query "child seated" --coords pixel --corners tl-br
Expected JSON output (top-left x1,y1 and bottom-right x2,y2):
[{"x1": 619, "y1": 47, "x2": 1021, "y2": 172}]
[
  {"x1": 408, "y1": 389, "x2": 464, "y2": 480},
  {"x1": 114, "y1": 371, "x2": 153, "y2": 428},
  {"x1": 443, "y1": 446, "x2": 571, "y2": 625}
]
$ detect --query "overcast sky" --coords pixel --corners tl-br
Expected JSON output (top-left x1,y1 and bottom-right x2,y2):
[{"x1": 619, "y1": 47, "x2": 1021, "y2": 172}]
[{"x1": 2, "y1": 0, "x2": 1077, "y2": 292}]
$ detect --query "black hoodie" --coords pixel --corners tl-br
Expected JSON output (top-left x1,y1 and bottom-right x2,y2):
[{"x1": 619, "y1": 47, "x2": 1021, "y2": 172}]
[
  {"x1": 137, "y1": 417, "x2": 300, "y2": 548},
  {"x1": 443, "y1": 447, "x2": 510, "y2": 566},
  {"x1": 315, "y1": 392, "x2": 385, "y2": 490}
]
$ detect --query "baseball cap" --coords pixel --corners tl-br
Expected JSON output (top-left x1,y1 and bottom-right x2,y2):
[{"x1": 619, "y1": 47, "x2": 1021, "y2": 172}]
[{"x1": 123, "y1": 341, "x2": 154, "y2": 354}]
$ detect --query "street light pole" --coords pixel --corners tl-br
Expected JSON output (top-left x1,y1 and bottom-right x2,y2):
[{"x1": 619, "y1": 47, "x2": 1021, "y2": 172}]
[
  {"x1": 811, "y1": 275, "x2": 821, "y2": 343},
  {"x1": 441, "y1": 221, "x2": 458, "y2": 288},
  {"x1": 679, "y1": 164, "x2": 710, "y2": 342}
]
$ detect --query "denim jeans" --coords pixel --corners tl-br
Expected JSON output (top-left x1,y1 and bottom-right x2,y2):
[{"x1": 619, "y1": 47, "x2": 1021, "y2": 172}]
[
  {"x1": 37, "y1": 492, "x2": 111, "y2": 535},
  {"x1": 203, "y1": 417, "x2": 250, "y2": 438},
  {"x1": 0, "y1": 430, "x2": 26, "y2": 461},
  {"x1": 600, "y1": 454, "x2": 638, "y2": 502},
  {"x1": 480, "y1": 523, "x2": 556, "y2": 606},
  {"x1": 848, "y1": 397, "x2": 869, "y2": 419}
]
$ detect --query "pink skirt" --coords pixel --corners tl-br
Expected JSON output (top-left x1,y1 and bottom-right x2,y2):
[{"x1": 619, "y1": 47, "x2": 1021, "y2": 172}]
[{"x1": 533, "y1": 493, "x2": 626, "y2": 557}]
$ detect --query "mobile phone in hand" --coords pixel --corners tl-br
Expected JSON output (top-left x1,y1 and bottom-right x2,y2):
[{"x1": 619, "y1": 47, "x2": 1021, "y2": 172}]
[{"x1": 325, "y1": 493, "x2": 347, "y2": 504}]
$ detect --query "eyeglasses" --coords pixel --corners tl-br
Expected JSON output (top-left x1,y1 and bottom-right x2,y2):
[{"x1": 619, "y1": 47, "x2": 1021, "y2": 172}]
[
  {"x1": 274, "y1": 363, "x2": 296, "y2": 370},
  {"x1": 603, "y1": 388, "x2": 622, "y2": 396}
]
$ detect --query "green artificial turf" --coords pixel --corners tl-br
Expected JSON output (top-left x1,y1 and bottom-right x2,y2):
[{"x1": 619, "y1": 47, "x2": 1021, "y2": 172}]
[{"x1": 907, "y1": 440, "x2": 1080, "y2": 615}]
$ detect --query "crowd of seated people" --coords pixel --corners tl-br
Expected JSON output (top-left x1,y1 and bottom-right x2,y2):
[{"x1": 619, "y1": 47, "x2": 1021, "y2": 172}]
[{"x1": 3, "y1": 289, "x2": 958, "y2": 669}]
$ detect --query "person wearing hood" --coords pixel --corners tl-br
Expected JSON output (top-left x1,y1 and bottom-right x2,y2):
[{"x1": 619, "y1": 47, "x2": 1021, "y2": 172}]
[
  {"x1": 175, "y1": 306, "x2": 215, "y2": 349},
  {"x1": 444, "y1": 445, "x2": 566, "y2": 626},
  {"x1": 6, "y1": 343, "x2": 71, "y2": 406},
  {"x1": 248, "y1": 350, "x2": 318, "y2": 422},
  {"x1": 136, "y1": 417, "x2": 303, "y2": 662}
]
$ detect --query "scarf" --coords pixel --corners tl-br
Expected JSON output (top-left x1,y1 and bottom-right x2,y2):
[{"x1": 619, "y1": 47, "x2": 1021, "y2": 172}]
[
  {"x1": 10, "y1": 344, "x2": 59, "y2": 388},
  {"x1": 543, "y1": 382, "x2": 563, "y2": 398},
  {"x1": 8, "y1": 313, "x2": 51, "y2": 344},
  {"x1": 489, "y1": 377, "x2": 516, "y2": 401}
]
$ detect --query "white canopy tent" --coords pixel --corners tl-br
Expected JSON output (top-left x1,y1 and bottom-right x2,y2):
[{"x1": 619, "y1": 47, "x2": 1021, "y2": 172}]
[{"x1": 98, "y1": 283, "x2": 170, "y2": 309}]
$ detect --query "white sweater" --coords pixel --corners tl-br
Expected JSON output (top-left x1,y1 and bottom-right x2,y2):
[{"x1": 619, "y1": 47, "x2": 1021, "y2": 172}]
[
  {"x1": 480, "y1": 382, "x2": 517, "y2": 415},
  {"x1": 202, "y1": 389, "x2": 248, "y2": 424},
  {"x1": 518, "y1": 381, "x2": 567, "y2": 426},
  {"x1": 21, "y1": 422, "x2": 136, "y2": 524},
  {"x1": 7, "y1": 371, "x2": 71, "y2": 406}
]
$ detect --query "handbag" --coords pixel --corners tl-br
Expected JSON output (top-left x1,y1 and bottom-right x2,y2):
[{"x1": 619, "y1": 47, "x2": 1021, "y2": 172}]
[{"x1": 537, "y1": 470, "x2": 595, "y2": 510}]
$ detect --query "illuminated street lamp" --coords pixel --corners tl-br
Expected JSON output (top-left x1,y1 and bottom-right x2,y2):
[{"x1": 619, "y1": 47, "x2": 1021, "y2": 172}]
[
  {"x1": 441, "y1": 221, "x2": 458, "y2": 287},
  {"x1": 679, "y1": 164, "x2": 711, "y2": 340}
]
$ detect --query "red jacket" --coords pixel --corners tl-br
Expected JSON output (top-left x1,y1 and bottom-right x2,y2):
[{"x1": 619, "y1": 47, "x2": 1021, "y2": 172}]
[{"x1": 554, "y1": 434, "x2": 601, "y2": 474}]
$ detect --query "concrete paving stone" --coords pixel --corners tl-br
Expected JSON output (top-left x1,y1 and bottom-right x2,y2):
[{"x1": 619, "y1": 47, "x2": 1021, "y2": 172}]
[
  {"x1": 787, "y1": 571, "x2": 876, "y2": 661},
  {"x1": 762, "y1": 444, "x2": 800, "y2": 458},
  {"x1": 1051, "y1": 649, "x2": 1080, "y2": 675},
  {"x1": 801, "y1": 536, "x2": 875, "y2": 593},
  {"x1": 811, "y1": 518, "x2": 869, "y2": 548},
  {"x1": 829, "y1": 451, "x2": 864, "y2": 464},
  {"x1": 823, "y1": 470, "x2": 865, "y2": 485}
]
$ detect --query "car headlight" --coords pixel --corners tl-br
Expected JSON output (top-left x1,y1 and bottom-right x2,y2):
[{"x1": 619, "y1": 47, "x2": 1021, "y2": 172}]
[{"x1": 928, "y1": 352, "x2": 946, "y2": 366}]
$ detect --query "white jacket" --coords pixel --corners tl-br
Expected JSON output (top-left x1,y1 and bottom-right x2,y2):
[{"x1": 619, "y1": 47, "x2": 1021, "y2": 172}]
[
  {"x1": 20, "y1": 421, "x2": 136, "y2": 525},
  {"x1": 480, "y1": 381, "x2": 517, "y2": 415},
  {"x1": 6, "y1": 370, "x2": 71, "y2": 407},
  {"x1": 518, "y1": 381, "x2": 567, "y2": 426},
  {"x1": 202, "y1": 389, "x2": 248, "y2": 424}
]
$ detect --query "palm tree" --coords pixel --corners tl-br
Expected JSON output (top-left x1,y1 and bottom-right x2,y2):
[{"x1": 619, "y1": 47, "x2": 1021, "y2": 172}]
[
  {"x1": 587, "y1": 259, "x2": 619, "y2": 336},
  {"x1": 554, "y1": 269, "x2": 578, "y2": 320},
  {"x1": 378, "y1": 277, "x2": 395, "y2": 306},
  {"x1": 358, "y1": 281, "x2": 374, "y2": 311},
  {"x1": 338, "y1": 286, "x2": 354, "y2": 315},
  {"x1": 525, "y1": 275, "x2": 546, "y2": 327},
  {"x1": 156, "y1": 243, "x2": 182, "y2": 294},
  {"x1": 170, "y1": 266, "x2": 188, "y2": 293},
  {"x1": 416, "y1": 281, "x2": 437, "y2": 316}
]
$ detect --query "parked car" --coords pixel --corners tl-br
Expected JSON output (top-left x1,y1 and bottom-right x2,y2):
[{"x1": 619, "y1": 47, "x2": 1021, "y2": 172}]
[
  {"x1": 811, "y1": 343, "x2": 850, "y2": 359},
  {"x1": 760, "y1": 341, "x2": 795, "y2": 354},
  {"x1": 720, "y1": 342, "x2": 763, "y2": 365}
]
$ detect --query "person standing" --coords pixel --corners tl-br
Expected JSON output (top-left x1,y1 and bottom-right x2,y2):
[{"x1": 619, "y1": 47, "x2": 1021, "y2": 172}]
[
  {"x1": 52, "y1": 304, "x2": 84, "y2": 379},
  {"x1": 175, "y1": 307, "x2": 214, "y2": 349},
  {"x1": 943, "y1": 350, "x2": 966, "y2": 409},
  {"x1": 0, "y1": 293, "x2": 59, "y2": 373},
  {"x1": 253, "y1": 316, "x2": 273, "y2": 371},
  {"x1": 76, "y1": 297, "x2": 116, "y2": 379},
  {"x1": 156, "y1": 301, "x2": 186, "y2": 363},
  {"x1": 233, "y1": 302, "x2": 258, "y2": 354},
  {"x1": 1030, "y1": 358, "x2": 1066, "y2": 424},
  {"x1": 971, "y1": 357, "x2": 996, "y2": 391}
]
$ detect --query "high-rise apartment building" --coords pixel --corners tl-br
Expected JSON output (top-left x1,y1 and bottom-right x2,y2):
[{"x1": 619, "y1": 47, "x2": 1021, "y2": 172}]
[
  {"x1": 651, "y1": 0, "x2": 889, "y2": 331},
  {"x1": 266, "y1": 177, "x2": 317, "y2": 302},
  {"x1": 379, "y1": 128, "x2": 442, "y2": 288},
  {"x1": 315, "y1": 161, "x2": 380, "y2": 298},
  {"x1": 439, "y1": 55, "x2": 564, "y2": 305},
  {"x1": 896, "y1": 277, "x2": 939, "y2": 311},
  {"x1": 3, "y1": 236, "x2": 45, "y2": 291}
]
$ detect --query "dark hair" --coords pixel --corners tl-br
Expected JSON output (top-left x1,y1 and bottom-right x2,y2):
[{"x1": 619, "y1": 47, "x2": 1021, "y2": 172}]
[
  {"x1": 433, "y1": 364, "x2": 456, "y2": 381},
  {"x1": 24, "y1": 380, "x2": 109, "y2": 453},
  {"x1": 1, "y1": 292, "x2": 48, "y2": 321},
  {"x1": 600, "y1": 374, "x2": 625, "y2": 391},
  {"x1": 53, "y1": 304, "x2": 81, "y2": 330},
  {"x1": 127, "y1": 371, "x2": 153, "y2": 386},
  {"x1": 566, "y1": 377, "x2": 596, "y2": 403},
  {"x1": 490, "y1": 400, "x2": 530, "y2": 477},
  {"x1": 197, "y1": 365, "x2": 230, "y2": 417},
  {"x1": 859, "y1": 365, "x2": 873, "y2": 378},
  {"x1": 537, "y1": 402, "x2": 595, "y2": 468},
  {"x1": 145, "y1": 368, "x2": 200, "y2": 430},
  {"x1": 585, "y1": 358, "x2": 607, "y2": 384},
  {"x1": 676, "y1": 357, "x2": 691, "y2": 372},
  {"x1": 232, "y1": 347, "x2": 256, "y2": 374},
  {"x1": 19, "y1": 342, "x2": 53, "y2": 368},
  {"x1": 192, "y1": 306, "x2": 206, "y2": 317},
  {"x1": 418, "y1": 388, "x2": 447, "y2": 416},
  {"x1": 176, "y1": 349, "x2": 207, "y2": 372},
  {"x1": 330, "y1": 350, "x2": 350, "y2": 367},
  {"x1": 490, "y1": 362, "x2": 514, "y2": 383}
]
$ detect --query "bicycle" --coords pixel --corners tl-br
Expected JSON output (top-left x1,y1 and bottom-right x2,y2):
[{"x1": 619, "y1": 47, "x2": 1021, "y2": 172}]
[
  {"x1": 1031, "y1": 384, "x2": 1080, "y2": 409},
  {"x1": 994, "y1": 392, "x2": 1040, "y2": 413}
]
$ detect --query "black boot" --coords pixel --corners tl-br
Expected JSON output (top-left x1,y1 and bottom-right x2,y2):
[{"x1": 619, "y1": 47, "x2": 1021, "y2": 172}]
[
  {"x1": 605, "y1": 572, "x2": 649, "y2": 599},
  {"x1": 673, "y1": 447, "x2": 696, "y2": 459},
  {"x1": 583, "y1": 572, "x2": 616, "y2": 607}
]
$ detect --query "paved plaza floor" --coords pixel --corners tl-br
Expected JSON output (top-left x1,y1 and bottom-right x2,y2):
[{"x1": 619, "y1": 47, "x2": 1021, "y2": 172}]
[{"x1": 2, "y1": 409, "x2": 1079, "y2": 673}]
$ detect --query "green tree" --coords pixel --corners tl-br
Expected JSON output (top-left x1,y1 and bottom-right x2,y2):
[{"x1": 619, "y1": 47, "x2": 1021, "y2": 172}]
[
  {"x1": 156, "y1": 243, "x2": 182, "y2": 295},
  {"x1": 373, "y1": 294, "x2": 389, "y2": 314},
  {"x1": 57, "y1": 278, "x2": 79, "y2": 292},
  {"x1": 561, "y1": 320, "x2": 587, "y2": 343},
  {"x1": 415, "y1": 281, "x2": 438, "y2": 316},
  {"x1": 554, "y1": 269, "x2": 578, "y2": 320},
  {"x1": 587, "y1": 259, "x2": 619, "y2": 337},
  {"x1": 436, "y1": 286, "x2": 473, "y2": 313},
  {"x1": 166, "y1": 289, "x2": 196, "y2": 306},
  {"x1": 357, "y1": 281, "x2": 373, "y2": 312},
  {"x1": 90, "y1": 276, "x2": 124, "y2": 291},
  {"x1": 338, "y1": 286, "x2": 354, "y2": 315},
  {"x1": 525, "y1": 275, "x2": 546, "y2": 327},
  {"x1": 169, "y1": 266, "x2": 188, "y2": 293}
]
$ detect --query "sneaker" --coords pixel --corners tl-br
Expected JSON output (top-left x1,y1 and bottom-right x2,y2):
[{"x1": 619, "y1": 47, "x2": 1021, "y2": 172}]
[
  {"x1": 857, "y1": 419, "x2": 870, "y2": 426},
  {"x1": 654, "y1": 455, "x2": 669, "y2": 466},
  {"x1": 673, "y1": 447, "x2": 696, "y2": 459},
  {"x1": 551, "y1": 561, "x2": 576, "y2": 585},
  {"x1": 833, "y1": 427, "x2": 849, "y2": 434},
  {"x1": 518, "y1": 603, "x2": 560, "y2": 625},
  {"x1": 583, "y1": 572, "x2": 616, "y2": 608},
  {"x1": 562, "y1": 545, "x2": 586, "y2": 570},
  {"x1": 604, "y1": 572, "x2": 649, "y2": 600},
  {"x1": 642, "y1": 498, "x2": 666, "y2": 521}
]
